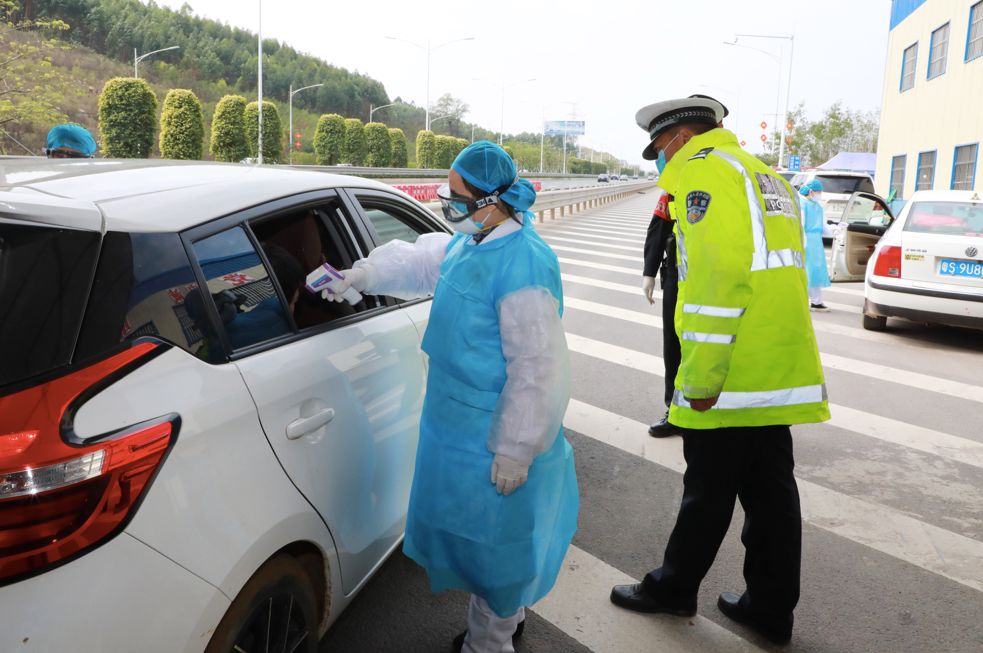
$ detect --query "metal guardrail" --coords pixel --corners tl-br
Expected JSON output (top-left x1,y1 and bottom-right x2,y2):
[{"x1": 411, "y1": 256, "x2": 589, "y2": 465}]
[{"x1": 288, "y1": 163, "x2": 596, "y2": 180}]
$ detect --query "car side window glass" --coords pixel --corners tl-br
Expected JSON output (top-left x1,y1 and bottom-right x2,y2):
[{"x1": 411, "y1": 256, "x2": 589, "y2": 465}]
[
  {"x1": 192, "y1": 226, "x2": 292, "y2": 351},
  {"x1": 75, "y1": 231, "x2": 224, "y2": 364},
  {"x1": 355, "y1": 198, "x2": 430, "y2": 247},
  {"x1": 249, "y1": 200, "x2": 378, "y2": 330}
]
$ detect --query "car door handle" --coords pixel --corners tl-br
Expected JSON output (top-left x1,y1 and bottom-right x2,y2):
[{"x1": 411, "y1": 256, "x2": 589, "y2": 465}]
[{"x1": 286, "y1": 408, "x2": 335, "y2": 440}]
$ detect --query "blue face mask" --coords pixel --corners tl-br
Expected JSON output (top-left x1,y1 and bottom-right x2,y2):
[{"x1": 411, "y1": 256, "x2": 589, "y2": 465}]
[{"x1": 654, "y1": 133, "x2": 681, "y2": 174}]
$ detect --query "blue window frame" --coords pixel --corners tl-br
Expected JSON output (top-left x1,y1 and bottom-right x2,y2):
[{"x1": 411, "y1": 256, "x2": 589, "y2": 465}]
[
  {"x1": 951, "y1": 144, "x2": 979, "y2": 190},
  {"x1": 968, "y1": 1, "x2": 983, "y2": 62},
  {"x1": 900, "y1": 43, "x2": 918, "y2": 90},
  {"x1": 916, "y1": 151, "x2": 937, "y2": 191},
  {"x1": 890, "y1": 155, "x2": 907, "y2": 199},
  {"x1": 928, "y1": 23, "x2": 950, "y2": 78}
]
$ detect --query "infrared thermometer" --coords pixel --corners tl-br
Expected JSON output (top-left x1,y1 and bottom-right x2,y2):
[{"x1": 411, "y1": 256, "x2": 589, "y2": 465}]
[{"x1": 305, "y1": 263, "x2": 363, "y2": 305}]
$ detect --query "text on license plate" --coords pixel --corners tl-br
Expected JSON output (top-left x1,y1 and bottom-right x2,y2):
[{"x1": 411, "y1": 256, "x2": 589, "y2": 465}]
[{"x1": 939, "y1": 259, "x2": 983, "y2": 278}]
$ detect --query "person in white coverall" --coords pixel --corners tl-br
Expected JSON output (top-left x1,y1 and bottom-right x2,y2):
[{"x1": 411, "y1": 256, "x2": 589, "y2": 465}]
[{"x1": 323, "y1": 140, "x2": 579, "y2": 653}]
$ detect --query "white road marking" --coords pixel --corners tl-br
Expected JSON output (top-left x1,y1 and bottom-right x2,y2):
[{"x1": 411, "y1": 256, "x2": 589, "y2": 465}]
[
  {"x1": 541, "y1": 228, "x2": 643, "y2": 245},
  {"x1": 559, "y1": 257, "x2": 638, "y2": 276},
  {"x1": 551, "y1": 245, "x2": 644, "y2": 264},
  {"x1": 542, "y1": 235, "x2": 643, "y2": 252},
  {"x1": 563, "y1": 220, "x2": 647, "y2": 233},
  {"x1": 826, "y1": 285, "x2": 866, "y2": 297},
  {"x1": 564, "y1": 332, "x2": 983, "y2": 470},
  {"x1": 532, "y1": 545, "x2": 766, "y2": 653},
  {"x1": 563, "y1": 398, "x2": 983, "y2": 594}
]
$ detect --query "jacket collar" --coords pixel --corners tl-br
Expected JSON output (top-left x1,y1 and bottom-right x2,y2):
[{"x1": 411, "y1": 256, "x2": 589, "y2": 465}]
[{"x1": 657, "y1": 128, "x2": 740, "y2": 196}]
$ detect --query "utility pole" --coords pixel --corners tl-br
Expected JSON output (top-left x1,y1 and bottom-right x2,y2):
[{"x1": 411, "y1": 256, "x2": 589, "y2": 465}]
[{"x1": 257, "y1": 0, "x2": 263, "y2": 165}]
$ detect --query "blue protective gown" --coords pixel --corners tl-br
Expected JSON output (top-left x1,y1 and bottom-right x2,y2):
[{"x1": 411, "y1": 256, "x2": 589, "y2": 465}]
[
  {"x1": 802, "y1": 198, "x2": 831, "y2": 289},
  {"x1": 402, "y1": 220, "x2": 579, "y2": 618}
]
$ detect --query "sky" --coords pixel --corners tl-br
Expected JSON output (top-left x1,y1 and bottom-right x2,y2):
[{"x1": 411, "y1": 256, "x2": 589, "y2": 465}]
[{"x1": 154, "y1": 0, "x2": 892, "y2": 168}]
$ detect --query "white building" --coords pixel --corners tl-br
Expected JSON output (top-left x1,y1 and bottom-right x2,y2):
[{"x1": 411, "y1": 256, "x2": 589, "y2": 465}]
[{"x1": 876, "y1": 0, "x2": 983, "y2": 200}]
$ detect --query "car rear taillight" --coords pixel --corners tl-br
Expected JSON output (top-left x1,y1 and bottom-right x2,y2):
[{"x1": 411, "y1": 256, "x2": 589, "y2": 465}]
[
  {"x1": 0, "y1": 341, "x2": 178, "y2": 586},
  {"x1": 872, "y1": 245, "x2": 902, "y2": 278}
]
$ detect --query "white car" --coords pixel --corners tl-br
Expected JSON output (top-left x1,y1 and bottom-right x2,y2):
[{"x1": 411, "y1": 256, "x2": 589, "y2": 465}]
[
  {"x1": 0, "y1": 159, "x2": 447, "y2": 652},
  {"x1": 835, "y1": 190, "x2": 983, "y2": 331},
  {"x1": 829, "y1": 191, "x2": 895, "y2": 282},
  {"x1": 790, "y1": 170, "x2": 876, "y2": 240}
]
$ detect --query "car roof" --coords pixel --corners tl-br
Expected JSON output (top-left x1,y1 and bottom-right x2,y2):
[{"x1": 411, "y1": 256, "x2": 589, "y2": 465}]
[
  {"x1": 0, "y1": 158, "x2": 403, "y2": 233},
  {"x1": 906, "y1": 190, "x2": 983, "y2": 203},
  {"x1": 803, "y1": 170, "x2": 871, "y2": 178}
]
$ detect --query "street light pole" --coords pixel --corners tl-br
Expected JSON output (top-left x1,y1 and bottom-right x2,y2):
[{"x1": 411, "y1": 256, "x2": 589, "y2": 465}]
[
  {"x1": 257, "y1": 0, "x2": 263, "y2": 165},
  {"x1": 289, "y1": 83, "x2": 324, "y2": 164},
  {"x1": 134, "y1": 45, "x2": 179, "y2": 78},
  {"x1": 369, "y1": 101, "x2": 400, "y2": 123},
  {"x1": 385, "y1": 36, "x2": 474, "y2": 132},
  {"x1": 733, "y1": 33, "x2": 795, "y2": 167}
]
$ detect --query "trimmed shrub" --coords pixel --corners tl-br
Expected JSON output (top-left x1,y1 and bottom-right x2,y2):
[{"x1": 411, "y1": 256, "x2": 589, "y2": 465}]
[
  {"x1": 388, "y1": 127, "x2": 408, "y2": 168},
  {"x1": 341, "y1": 118, "x2": 366, "y2": 165},
  {"x1": 503, "y1": 145, "x2": 515, "y2": 161},
  {"x1": 313, "y1": 113, "x2": 345, "y2": 165},
  {"x1": 364, "y1": 122, "x2": 391, "y2": 167},
  {"x1": 98, "y1": 77, "x2": 158, "y2": 158},
  {"x1": 434, "y1": 135, "x2": 456, "y2": 169},
  {"x1": 210, "y1": 94, "x2": 248, "y2": 162},
  {"x1": 415, "y1": 130, "x2": 436, "y2": 169},
  {"x1": 159, "y1": 89, "x2": 204, "y2": 160},
  {"x1": 244, "y1": 100, "x2": 283, "y2": 163}
]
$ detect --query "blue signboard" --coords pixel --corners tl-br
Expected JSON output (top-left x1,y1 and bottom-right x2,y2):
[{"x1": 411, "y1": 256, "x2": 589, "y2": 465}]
[
  {"x1": 544, "y1": 120, "x2": 585, "y2": 136},
  {"x1": 788, "y1": 155, "x2": 801, "y2": 172}
]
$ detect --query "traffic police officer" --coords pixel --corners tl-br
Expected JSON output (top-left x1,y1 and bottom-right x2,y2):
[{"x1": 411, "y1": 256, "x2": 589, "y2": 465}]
[
  {"x1": 643, "y1": 95, "x2": 728, "y2": 438},
  {"x1": 610, "y1": 95, "x2": 830, "y2": 646}
]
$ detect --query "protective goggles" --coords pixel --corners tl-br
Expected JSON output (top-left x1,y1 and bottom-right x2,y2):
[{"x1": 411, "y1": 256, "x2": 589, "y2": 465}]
[{"x1": 436, "y1": 184, "x2": 502, "y2": 223}]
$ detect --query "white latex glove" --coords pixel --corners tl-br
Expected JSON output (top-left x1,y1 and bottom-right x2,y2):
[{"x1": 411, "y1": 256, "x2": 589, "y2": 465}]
[
  {"x1": 642, "y1": 276, "x2": 656, "y2": 305},
  {"x1": 320, "y1": 266, "x2": 369, "y2": 302},
  {"x1": 491, "y1": 454, "x2": 529, "y2": 496}
]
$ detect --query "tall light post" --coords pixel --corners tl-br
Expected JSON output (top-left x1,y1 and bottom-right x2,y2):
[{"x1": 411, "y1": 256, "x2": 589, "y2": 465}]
[
  {"x1": 385, "y1": 36, "x2": 475, "y2": 131},
  {"x1": 730, "y1": 33, "x2": 795, "y2": 166},
  {"x1": 723, "y1": 40, "x2": 781, "y2": 159},
  {"x1": 133, "y1": 45, "x2": 179, "y2": 78},
  {"x1": 369, "y1": 101, "x2": 401, "y2": 123},
  {"x1": 289, "y1": 83, "x2": 324, "y2": 164},
  {"x1": 474, "y1": 77, "x2": 536, "y2": 145},
  {"x1": 257, "y1": 0, "x2": 263, "y2": 164}
]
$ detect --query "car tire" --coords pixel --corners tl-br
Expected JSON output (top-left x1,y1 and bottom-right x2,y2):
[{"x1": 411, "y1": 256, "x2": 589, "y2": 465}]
[
  {"x1": 862, "y1": 314, "x2": 887, "y2": 331},
  {"x1": 205, "y1": 554, "x2": 319, "y2": 653}
]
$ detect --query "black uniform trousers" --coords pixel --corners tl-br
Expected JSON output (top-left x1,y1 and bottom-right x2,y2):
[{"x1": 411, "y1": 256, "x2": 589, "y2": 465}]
[
  {"x1": 660, "y1": 271, "x2": 680, "y2": 407},
  {"x1": 643, "y1": 425, "x2": 801, "y2": 626}
]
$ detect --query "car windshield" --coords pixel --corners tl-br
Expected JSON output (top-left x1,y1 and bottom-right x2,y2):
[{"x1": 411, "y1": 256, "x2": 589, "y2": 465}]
[
  {"x1": 817, "y1": 175, "x2": 875, "y2": 194},
  {"x1": 903, "y1": 201, "x2": 983, "y2": 236}
]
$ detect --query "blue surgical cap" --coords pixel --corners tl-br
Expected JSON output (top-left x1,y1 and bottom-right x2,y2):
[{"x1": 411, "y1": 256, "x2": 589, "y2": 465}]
[
  {"x1": 799, "y1": 179, "x2": 823, "y2": 196},
  {"x1": 46, "y1": 124, "x2": 97, "y2": 157},
  {"x1": 451, "y1": 140, "x2": 537, "y2": 212}
]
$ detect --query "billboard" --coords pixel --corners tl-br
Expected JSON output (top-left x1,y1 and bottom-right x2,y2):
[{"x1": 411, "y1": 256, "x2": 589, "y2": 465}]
[{"x1": 544, "y1": 120, "x2": 585, "y2": 136}]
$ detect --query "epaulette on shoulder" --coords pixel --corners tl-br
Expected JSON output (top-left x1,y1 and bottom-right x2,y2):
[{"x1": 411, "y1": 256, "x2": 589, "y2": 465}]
[{"x1": 688, "y1": 147, "x2": 715, "y2": 161}]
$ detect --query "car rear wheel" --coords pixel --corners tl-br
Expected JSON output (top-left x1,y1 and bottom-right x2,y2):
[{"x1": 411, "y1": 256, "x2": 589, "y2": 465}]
[
  {"x1": 205, "y1": 555, "x2": 319, "y2": 653},
  {"x1": 862, "y1": 314, "x2": 888, "y2": 331}
]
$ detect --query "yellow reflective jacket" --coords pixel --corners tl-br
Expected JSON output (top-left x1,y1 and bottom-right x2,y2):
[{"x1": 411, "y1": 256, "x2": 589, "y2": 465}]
[{"x1": 658, "y1": 128, "x2": 830, "y2": 429}]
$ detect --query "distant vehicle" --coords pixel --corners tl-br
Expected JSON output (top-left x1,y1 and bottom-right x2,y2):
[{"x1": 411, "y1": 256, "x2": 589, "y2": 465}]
[
  {"x1": 0, "y1": 158, "x2": 446, "y2": 652},
  {"x1": 790, "y1": 170, "x2": 876, "y2": 241},
  {"x1": 647, "y1": 174, "x2": 655, "y2": 181},
  {"x1": 597, "y1": 173, "x2": 609, "y2": 183},
  {"x1": 775, "y1": 170, "x2": 796, "y2": 183},
  {"x1": 828, "y1": 189, "x2": 983, "y2": 331},
  {"x1": 610, "y1": 174, "x2": 620, "y2": 181},
  {"x1": 632, "y1": 175, "x2": 639, "y2": 180}
]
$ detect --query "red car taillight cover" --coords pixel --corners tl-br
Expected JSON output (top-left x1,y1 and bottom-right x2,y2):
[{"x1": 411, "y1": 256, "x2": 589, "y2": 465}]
[{"x1": 0, "y1": 341, "x2": 178, "y2": 586}]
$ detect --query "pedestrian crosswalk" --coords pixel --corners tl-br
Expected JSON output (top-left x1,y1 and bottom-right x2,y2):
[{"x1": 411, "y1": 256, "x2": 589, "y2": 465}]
[{"x1": 523, "y1": 193, "x2": 983, "y2": 652}]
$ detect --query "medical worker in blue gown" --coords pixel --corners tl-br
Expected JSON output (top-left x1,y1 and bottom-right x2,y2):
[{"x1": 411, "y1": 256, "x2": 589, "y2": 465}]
[
  {"x1": 324, "y1": 140, "x2": 579, "y2": 653},
  {"x1": 800, "y1": 179, "x2": 832, "y2": 311}
]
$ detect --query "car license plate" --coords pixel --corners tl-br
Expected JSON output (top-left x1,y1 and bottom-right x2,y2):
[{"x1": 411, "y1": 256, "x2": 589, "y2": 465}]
[{"x1": 939, "y1": 259, "x2": 983, "y2": 278}]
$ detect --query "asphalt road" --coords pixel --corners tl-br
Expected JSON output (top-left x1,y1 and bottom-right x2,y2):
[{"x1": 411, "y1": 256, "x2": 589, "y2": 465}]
[{"x1": 321, "y1": 191, "x2": 983, "y2": 653}]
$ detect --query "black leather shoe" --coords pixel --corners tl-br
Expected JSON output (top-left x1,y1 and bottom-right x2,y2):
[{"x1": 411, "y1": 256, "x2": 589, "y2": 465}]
[
  {"x1": 648, "y1": 412, "x2": 682, "y2": 438},
  {"x1": 452, "y1": 620, "x2": 525, "y2": 652},
  {"x1": 609, "y1": 583, "x2": 696, "y2": 616},
  {"x1": 717, "y1": 592, "x2": 792, "y2": 645}
]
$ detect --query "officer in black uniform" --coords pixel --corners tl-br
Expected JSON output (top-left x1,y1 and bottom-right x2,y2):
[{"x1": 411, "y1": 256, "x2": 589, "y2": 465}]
[{"x1": 644, "y1": 94, "x2": 728, "y2": 439}]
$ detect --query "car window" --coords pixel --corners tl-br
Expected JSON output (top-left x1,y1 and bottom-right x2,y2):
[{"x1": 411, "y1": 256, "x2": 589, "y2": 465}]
[
  {"x1": 249, "y1": 199, "x2": 377, "y2": 330},
  {"x1": 903, "y1": 201, "x2": 983, "y2": 236},
  {"x1": 0, "y1": 222, "x2": 100, "y2": 388},
  {"x1": 354, "y1": 197, "x2": 431, "y2": 247},
  {"x1": 842, "y1": 196, "x2": 891, "y2": 225},
  {"x1": 192, "y1": 226, "x2": 292, "y2": 351},
  {"x1": 816, "y1": 176, "x2": 875, "y2": 194},
  {"x1": 76, "y1": 231, "x2": 224, "y2": 364}
]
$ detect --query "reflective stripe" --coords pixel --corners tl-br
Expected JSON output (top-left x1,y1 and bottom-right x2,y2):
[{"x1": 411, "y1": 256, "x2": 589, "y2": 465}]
[
  {"x1": 682, "y1": 332, "x2": 736, "y2": 344},
  {"x1": 676, "y1": 224, "x2": 688, "y2": 281},
  {"x1": 673, "y1": 384, "x2": 827, "y2": 410},
  {"x1": 682, "y1": 304, "x2": 746, "y2": 318},
  {"x1": 709, "y1": 150, "x2": 802, "y2": 272}
]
